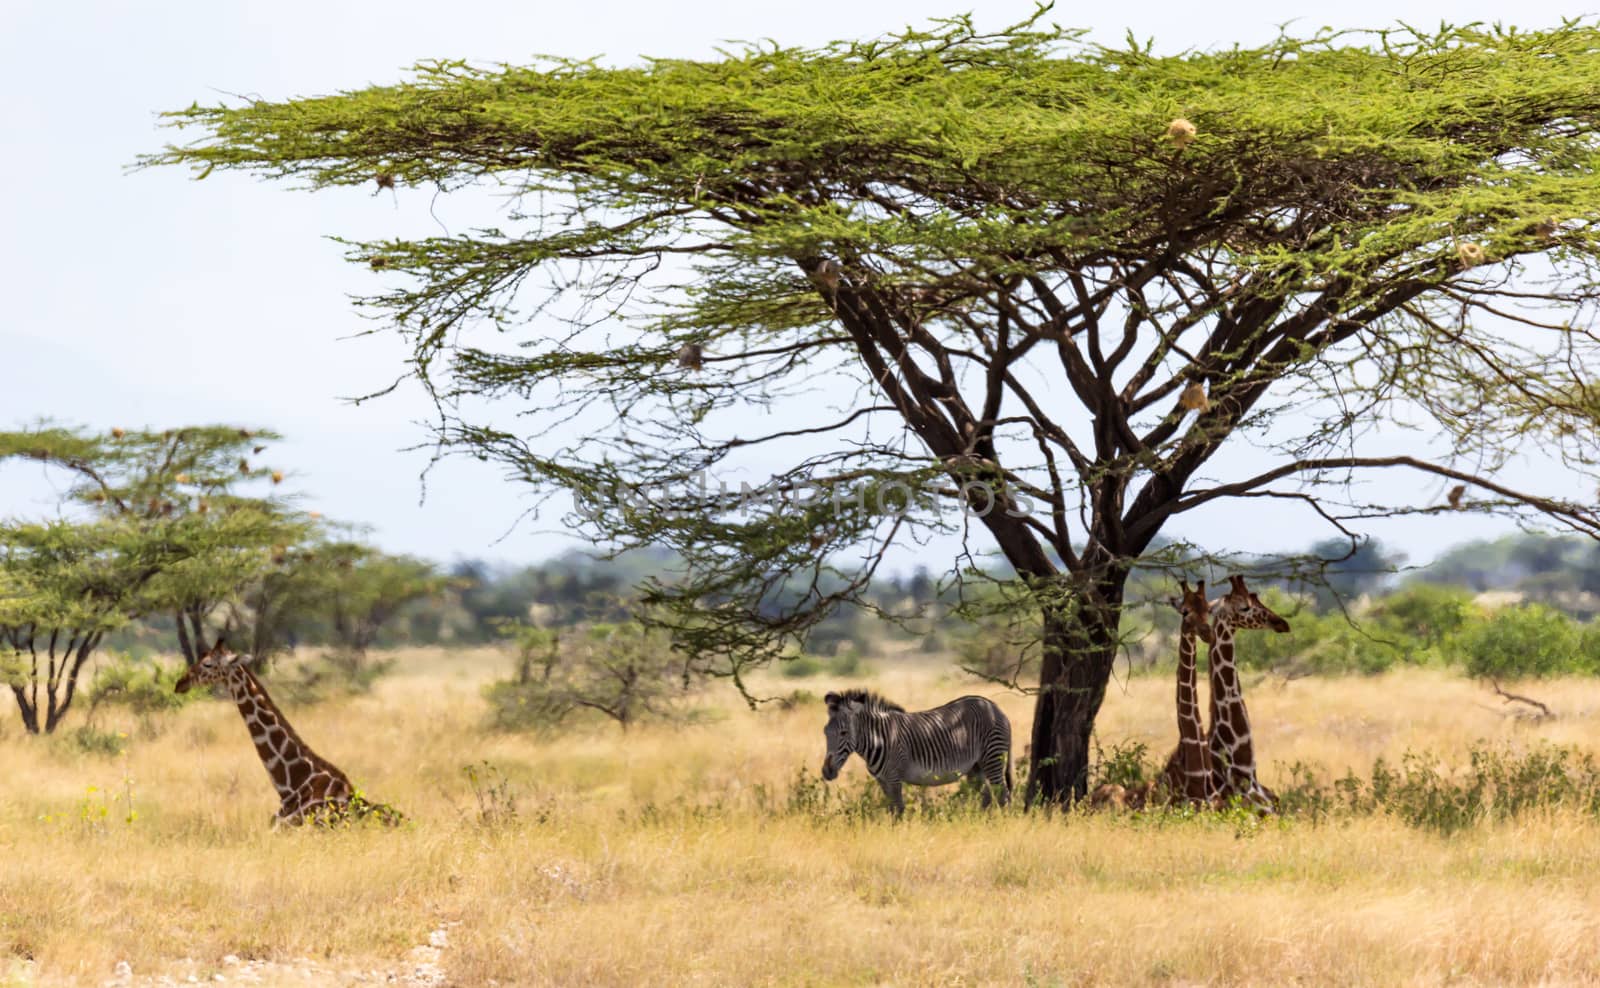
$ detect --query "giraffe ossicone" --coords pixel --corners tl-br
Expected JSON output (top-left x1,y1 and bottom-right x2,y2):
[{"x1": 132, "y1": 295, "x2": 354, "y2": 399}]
[{"x1": 175, "y1": 636, "x2": 403, "y2": 829}]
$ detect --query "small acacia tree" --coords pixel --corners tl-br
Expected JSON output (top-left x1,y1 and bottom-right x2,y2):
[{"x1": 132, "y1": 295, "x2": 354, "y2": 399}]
[
  {"x1": 484, "y1": 620, "x2": 697, "y2": 731},
  {"x1": 0, "y1": 519, "x2": 190, "y2": 733},
  {"x1": 0, "y1": 425, "x2": 307, "y2": 666},
  {"x1": 315, "y1": 540, "x2": 446, "y2": 672},
  {"x1": 149, "y1": 14, "x2": 1600, "y2": 802},
  {"x1": 216, "y1": 528, "x2": 439, "y2": 670},
  {"x1": 0, "y1": 426, "x2": 313, "y2": 731}
]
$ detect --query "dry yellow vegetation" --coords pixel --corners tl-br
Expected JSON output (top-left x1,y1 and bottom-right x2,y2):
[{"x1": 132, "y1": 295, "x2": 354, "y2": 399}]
[{"x1": 3, "y1": 648, "x2": 1600, "y2": 987}]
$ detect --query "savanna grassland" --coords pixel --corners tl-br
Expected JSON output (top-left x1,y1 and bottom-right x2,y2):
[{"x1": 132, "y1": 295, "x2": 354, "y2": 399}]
[{"x1": 4, "y1": 649, "x2": 1600, "y2": 987}]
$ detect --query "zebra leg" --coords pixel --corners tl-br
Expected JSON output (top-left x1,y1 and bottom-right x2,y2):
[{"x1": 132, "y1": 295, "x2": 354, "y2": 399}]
[
  {"x1": 878, "y1": 778, "x2": 905, "y2": 817},
  {"x1": 990, "y1": 755, "x2": 1012, "y2": 808},
  {"x1": 970, "y1": 767, "x2": 994, "y2": 809},
  {"x1": 976, "y1": 757, "x2": 1009, "y2": 809}
]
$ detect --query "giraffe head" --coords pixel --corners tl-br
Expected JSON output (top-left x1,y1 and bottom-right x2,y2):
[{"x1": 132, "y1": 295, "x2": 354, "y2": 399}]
[
  {"x1": 1211, "y1": 575, "x2": 1290, "y2": 633},
  {"x1": 174, "y1": 637, "x2": 242, "y2": 693},
  {"x1": 1170, "y1": 579, "x2": 1216, "y2": 644}
]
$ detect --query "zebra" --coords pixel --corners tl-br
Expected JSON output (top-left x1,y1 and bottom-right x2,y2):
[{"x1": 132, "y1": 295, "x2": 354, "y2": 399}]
[{"x1": 820, "y1": 689, "x2": 1013, "y2": 815}]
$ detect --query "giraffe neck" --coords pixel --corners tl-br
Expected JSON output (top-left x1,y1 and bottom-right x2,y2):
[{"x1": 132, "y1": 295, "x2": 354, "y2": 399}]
[
  {"x1": 1206, "y1": 620, "x2": 1261, "y2": 798},
  {"x1": 1171, "y1": 625, "x2": 1211, "y2": 798},
  {"x1": 1206, "y1": 623, "x2": 1227, "y2": 758},
  {"x1": 223, "y1": 665, "x2": 348, "y2": 807}
]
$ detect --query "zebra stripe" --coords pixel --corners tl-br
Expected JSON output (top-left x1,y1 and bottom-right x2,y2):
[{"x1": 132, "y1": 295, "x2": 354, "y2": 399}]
[{"x1": 821, "y1": 689, "x2": 1012, "y2": 815}]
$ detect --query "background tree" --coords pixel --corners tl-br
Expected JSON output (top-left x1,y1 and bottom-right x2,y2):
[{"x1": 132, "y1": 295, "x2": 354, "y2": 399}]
[
  {"x1": 0, "y1": 425, "x2": 307, "y2": 667},
  {"x1": 0, "y1": 519, "x2": 191, "y2": 733},
  {"x1": 1422, "y1": 534, "x2": 1600, "y2": 616},
  {"x1": 1300, "y1": 537, "x2": 1406, "y2": 610},
  {"x1": 222, "y1": 540, "x2": 334, "y2": 663},
  {"x1": 149, "y1": 15, "x2": 1600, "y2": 802},
  {"x1": 483, "y1": 620, "x2": 701, "y2": 731},
  {"x1": 315, "y1": 541, "x2": 446, "y2": 673}
]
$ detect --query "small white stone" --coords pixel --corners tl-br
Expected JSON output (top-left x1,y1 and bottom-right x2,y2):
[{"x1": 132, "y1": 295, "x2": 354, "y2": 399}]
[
  {"x1": 114, "y1": 961, "x2": 133, "y2": 978},
  {"x1": 222, "y1": 956, "x2": 240, "y2": 967}
]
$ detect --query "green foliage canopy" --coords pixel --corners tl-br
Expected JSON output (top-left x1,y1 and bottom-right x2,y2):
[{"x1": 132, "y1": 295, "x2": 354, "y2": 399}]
[
  {"x1": 315, "y1": 539, "x2": 448, "y2": 666},
  {"x1": 0, "y1": 424, "x2": 308, "y2": 663},
  {"x1": 0, "y1": 425, "x2": 309, "y2": 730},
  {"x1": 0, "y1": 517, "x2": 196, "y2": 732}
]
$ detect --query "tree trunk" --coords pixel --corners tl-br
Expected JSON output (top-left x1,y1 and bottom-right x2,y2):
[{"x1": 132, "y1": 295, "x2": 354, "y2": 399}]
[
  {"x1": 11, "y1": 686, "x2": 39, "y2": 734},
  {"x1": 45, "y1": 632, "x2": 100, "y2": 733},
  {"x1": 1027, "y1": 575, "x2": 1127, "y2": 806},
  {"x1": 45, "y1": 695, "x2": 67, "y2": 734}
]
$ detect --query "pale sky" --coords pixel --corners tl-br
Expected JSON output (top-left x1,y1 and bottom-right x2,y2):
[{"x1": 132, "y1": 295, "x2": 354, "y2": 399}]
[{"x1": 3, "y1": 0, "x2": 1594, "y2": 572}]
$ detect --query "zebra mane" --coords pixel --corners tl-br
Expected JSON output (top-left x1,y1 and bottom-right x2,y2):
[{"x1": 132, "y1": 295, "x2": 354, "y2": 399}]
[{"x1": 828, "y1": 688, "x2": 905, "y2": 713}]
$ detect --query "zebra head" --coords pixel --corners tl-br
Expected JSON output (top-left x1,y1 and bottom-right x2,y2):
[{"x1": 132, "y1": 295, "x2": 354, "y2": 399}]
[
  {"x1": 820, "y1": 691, "x2": 858, "y2": 781},
  {"x1": 821, "y1": 689, "x2": 904, "y2": 780}
]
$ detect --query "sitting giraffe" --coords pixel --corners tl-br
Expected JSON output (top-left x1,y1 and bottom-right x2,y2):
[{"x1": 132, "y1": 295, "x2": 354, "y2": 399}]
[
  {"x1": 1205, "y1": 575, "x2": 1290, "y2": 811},
  {"x1": 1090, "y1": 580, "x2": 1216, "y2": 812},
  {"x1": 1153, "y1": 579, "x2": 1217, "y2": 807},
  {"x1": 174, "y1": 637, "x2": 402, "y2": 828}
]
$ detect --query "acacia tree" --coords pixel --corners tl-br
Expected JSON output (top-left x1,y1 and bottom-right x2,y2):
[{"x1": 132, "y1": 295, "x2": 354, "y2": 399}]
[
  {"x1": 313, "y1": 541, "x2": 445, "y2": 671},
  {"x1": 0, "y1": 519, "x2": 186, "y2": 733},
  {"x1": 147, "y1": 15, "x2": 1600, "y2": 802},
  {"x1": 0, "y1": 426, "x2": 306, "y2": 667},
  {"x1": 484, "y1": 620, "x2": 699, "y2": 731}
]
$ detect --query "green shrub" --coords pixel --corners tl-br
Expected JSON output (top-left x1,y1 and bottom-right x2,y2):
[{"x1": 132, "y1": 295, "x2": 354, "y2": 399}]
[
  {"x1": 1370, "y1": 584, "x2": 1474, "y2": 649},
  {"x1": 774, "y1": 688, "x2": 817, "y2": 709},
  {"x1": 948, "y1": 581, "x2": 1042, "y2": 684},
  {"x1": 1282, "y1": 743, "x2": 1600, "y2": 834},
  {"x1": 1447, "y1": 603, "x2": 1589, "y2": 678},
  {"x1": 956, "y1": 638, "x2": 1031, "y2": 682},
  {"x1": 482, "y1": 677, "x2": 571, "y2": 732},
  {"x1": 1582, "y1": 624, "x2": 1600, "y2": 666},
  {"x1": 68, "y1": 724, "x2": 128, "y2": 757},
  {"x1": 1235, "y1": 604, "x2": 1398, "y2": 675},
  {"x1": 827, "y1": 649, "x2": 868, "y2": 677},
  {"x1": 1272, "y1": 761, "x2": 1346, "y2": 821},
  {"x1": 482, "y1": 623, "x2": 570, "y2": 731},
  {"x1": 87, "y1": 655, "x2": 191, "y2": 714},
  {"x1": 1090, "y1": 738, "x2": 1153, "y2": 790},
  {"x1": 780, "y1": 651, "x2": 871, "y2": 680},
  {"x1": 780, "y1": 655, "x2": 825, "y2": 678},
  {"x1": 82, "y1": 652, "x2": 198, "y2": 733},
  {"x1": 485, "y1": 620, "x2": 701, "y2": 731},
  {"x1": 272, "y1": 653, "x2": 396, "y2": 704}
]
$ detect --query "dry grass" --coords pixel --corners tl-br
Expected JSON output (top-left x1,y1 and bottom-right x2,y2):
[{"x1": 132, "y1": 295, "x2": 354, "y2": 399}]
[{"x1": 2, "y1": 649, "x2": 1599, "y2": 986}]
